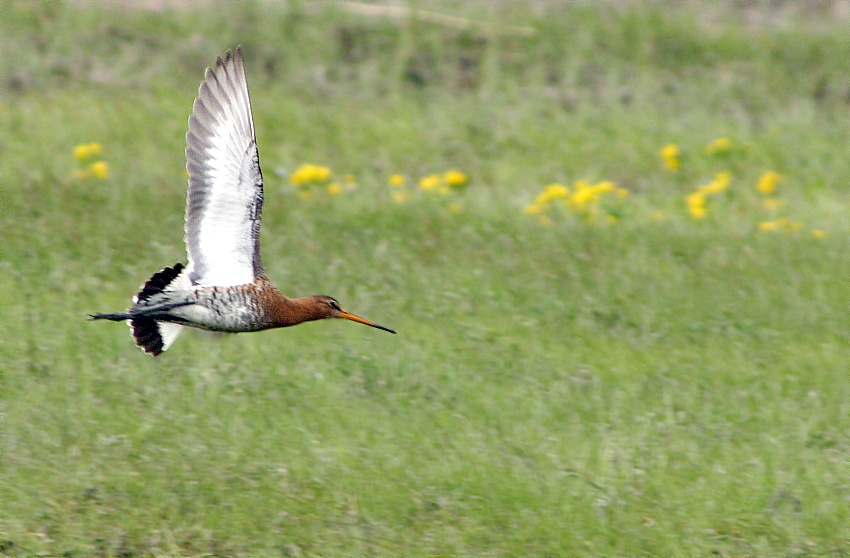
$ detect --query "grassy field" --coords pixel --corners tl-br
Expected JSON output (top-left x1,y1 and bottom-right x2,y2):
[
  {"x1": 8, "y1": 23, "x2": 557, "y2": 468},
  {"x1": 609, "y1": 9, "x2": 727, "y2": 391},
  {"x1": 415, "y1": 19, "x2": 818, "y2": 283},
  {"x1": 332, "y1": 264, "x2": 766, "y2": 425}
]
[{"x1": 3, "y1": 1, "x2": 847, "y2": 555}]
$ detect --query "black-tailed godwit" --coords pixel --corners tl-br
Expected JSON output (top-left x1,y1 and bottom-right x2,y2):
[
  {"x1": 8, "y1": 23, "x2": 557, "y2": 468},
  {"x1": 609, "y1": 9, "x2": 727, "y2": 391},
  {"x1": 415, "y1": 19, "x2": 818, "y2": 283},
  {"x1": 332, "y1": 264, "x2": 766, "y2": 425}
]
[{"x1": 91, "y1": 48, "x2": 395, "y2": 356}]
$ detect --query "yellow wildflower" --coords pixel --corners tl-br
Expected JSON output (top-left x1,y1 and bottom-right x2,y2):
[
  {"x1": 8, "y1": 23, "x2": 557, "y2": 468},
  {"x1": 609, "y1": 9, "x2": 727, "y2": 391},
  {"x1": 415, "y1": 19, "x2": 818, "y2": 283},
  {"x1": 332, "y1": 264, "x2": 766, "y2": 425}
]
[
  {"x1": 705, "y1": 137, "x2": 731, "y2": 155},
  {"x1": 660, "y1": 143, "x2": 680, "y2": 170},
  {"x1": 811, "y1": 229, "x2": 826, "y2": 238},
  {"x1": 569, "y1": 186, "x2": 596, "y2": 210},
  {"x1": 73, "y1": 145, "x2": 90, "y2": 160},
  {"x1": 290, "y1": 164, "x2": 332, "y2": 186},
  {"x1": 444, "y1": 170, "x2": 469, "y2": 188},
  {"x1": 534, "y1": 183, "x2": 570, "y2": 206},
  {"x1": 616, "y1": 188, "x2": 630, "y2": 198},
  {"x1": 326, "y1": 183, "x2": 342, "y2": 196},
  {"x1": 89, "y1": 161, "x2": 109, "y2": 179},
  {"x1": 605, "y1": 215, "x2": 619, "y2": 223},
  {"x1": 689, "y1": 206, "x2": 707, "y2": 219},
  {"x1": 756, "y1": 171, "x2": 781, "y2": 195},
  {"x1": 388, "y1": 174, "x2": 406, "y2": 188},
  {"x1": 419, "y1": 174, "x2": 442, "y2": 191},
  {"x1": 448, "y1": 203, "x2": 462, "y2": 214},
  {"x1": 686, "y1": 192, "x2": 707, "y2": 219},
  {"x1": 697, "y1": 171, "x2": 731, "y2": 195},
  {"x1": 73, "y1": 142, "x2": 102, "y2": 161},
  {"x1": 758, "y1": 220, "x2": 778, "y2": 232},
  {"x1": 544, "y1": 182, "x2": 570, "y2": 199}
]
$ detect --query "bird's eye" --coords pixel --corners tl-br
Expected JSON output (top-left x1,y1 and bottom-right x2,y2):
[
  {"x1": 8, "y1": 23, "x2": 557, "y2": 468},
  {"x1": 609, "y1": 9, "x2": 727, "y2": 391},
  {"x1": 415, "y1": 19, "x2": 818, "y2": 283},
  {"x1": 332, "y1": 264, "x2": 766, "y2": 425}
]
[{"x1": 328, "y1": 299, "x2": 341, "y2": 310}]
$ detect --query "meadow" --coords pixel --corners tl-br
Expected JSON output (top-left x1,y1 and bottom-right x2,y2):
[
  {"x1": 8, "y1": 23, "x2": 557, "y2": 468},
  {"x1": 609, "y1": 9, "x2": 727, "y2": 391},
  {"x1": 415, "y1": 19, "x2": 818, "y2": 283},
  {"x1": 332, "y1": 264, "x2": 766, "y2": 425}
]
[{"x1": 2, "y1": 1, "x2": 847, "y2": 555}]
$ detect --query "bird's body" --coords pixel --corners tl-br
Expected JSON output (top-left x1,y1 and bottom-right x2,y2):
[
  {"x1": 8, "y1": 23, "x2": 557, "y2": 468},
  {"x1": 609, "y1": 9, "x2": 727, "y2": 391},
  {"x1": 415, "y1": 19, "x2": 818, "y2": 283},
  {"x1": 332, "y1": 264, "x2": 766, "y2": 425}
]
[{"x1": 91, "y1": 48, "x2": 395, "y2": 356}]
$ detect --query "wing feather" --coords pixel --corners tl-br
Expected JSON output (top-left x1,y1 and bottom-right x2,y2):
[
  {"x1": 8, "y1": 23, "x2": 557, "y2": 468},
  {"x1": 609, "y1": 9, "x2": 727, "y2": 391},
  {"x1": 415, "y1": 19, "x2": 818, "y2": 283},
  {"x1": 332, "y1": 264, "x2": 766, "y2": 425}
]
[{"x1": 184, "y1": 47, "x2": 265, "y2": 287}]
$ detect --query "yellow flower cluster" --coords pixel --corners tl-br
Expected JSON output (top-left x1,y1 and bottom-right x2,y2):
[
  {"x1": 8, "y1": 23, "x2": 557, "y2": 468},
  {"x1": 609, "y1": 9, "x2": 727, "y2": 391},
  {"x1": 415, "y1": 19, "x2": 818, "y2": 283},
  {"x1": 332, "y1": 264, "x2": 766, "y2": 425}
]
[
  {"x1": 660, "y1": 144, "x2": 680, "y2": 170},
  {"x1": 388, "y1": 170, "x2": 470, "y2": 212},
  {"x1": 756, "y1": 171, "x2": 783, "y2": 210},
  {"x1": 72, "y1": 142, "x2": 109, "y2": 180},
  {"x1": 757, "y1": 218, "x2": 802, "y2": 233},
  {"x1": 525, "y1": 180, "x2": 628, "y2": 224},
  {"x1": 417, "y1": 170, "x2": 468, "y2": 193},
  {"x1": 289, "y1": 164, "x2": 348, "y2": 198},
  {"x1": 685, "y1": 172, "x2": 731, "y2": 220},
  {"x1": 73, "y1": 142, "x2": 102, "y2": 161},
  {"x1": 752, "y1": 172, "x2": 821, "y2": 237},
  {"x1": 444, "y1": 169, "x2": 469, "y2": 188},
  {"x1": 705, "y1": 137, "x2": 732, "y2": 156},
  {"x1": 290, "y1": 163, "x2": 332, "y2": 186},
  {"x1": 756, "y1": 170, "x2": 781, "y2": 196}
]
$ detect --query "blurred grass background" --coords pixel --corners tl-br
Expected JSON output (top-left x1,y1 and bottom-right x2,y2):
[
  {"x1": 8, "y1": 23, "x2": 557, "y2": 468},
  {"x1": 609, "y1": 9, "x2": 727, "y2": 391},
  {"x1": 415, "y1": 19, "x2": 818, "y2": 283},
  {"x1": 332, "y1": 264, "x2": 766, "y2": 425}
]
[{"x1": 2, "y1": 1, "x2": 847, "y2": 555}]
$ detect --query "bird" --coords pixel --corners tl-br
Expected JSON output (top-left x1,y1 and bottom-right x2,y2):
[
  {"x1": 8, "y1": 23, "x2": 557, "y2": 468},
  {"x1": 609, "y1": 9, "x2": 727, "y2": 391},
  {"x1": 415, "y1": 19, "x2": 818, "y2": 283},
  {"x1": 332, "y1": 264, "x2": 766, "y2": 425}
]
[{"x1": 91, "y1": 47, "x2": 395, "y2": 356}]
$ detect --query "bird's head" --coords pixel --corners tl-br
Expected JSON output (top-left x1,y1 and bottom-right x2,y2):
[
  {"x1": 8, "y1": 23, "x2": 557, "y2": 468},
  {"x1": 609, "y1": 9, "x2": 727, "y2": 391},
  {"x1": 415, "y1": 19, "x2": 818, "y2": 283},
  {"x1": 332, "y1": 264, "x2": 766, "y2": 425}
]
[{"x1": 310, "y1": 295, "x2": 396, "y2": 334}]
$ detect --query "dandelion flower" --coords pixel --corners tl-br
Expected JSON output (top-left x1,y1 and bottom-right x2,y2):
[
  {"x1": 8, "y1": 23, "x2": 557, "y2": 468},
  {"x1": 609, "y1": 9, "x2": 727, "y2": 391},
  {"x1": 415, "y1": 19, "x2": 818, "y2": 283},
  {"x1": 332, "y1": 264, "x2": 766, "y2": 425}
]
[
  {"x1": 660, "y1": 143, "x2": 680, "y2": 170},
  {"x1": 543, "y1": 183, "x2": 570, "y2": 199},
  {"x1": 73, "y1": 142, "x2": 102, "y2": 161},
  {"x1": 756, "y1": 171, "x2": 781, "y2": 195},
  {"x1": 326, "y1": 183, "x2": 342, "y2": 196},
  {"x1": 290, "y1": 164, "x2": 332, "y2": 186},
  {"x1": 705, "y1": 137, "x2": 731, "y2": 155},
  {"x1": 73, "y1": 144, "x2": 90, "y2": 161},
  {"x1": 686, "y1": 192, "x2": 707, "y2": 219},
  {"x1": 444, "y1": 169, "x2": 469, "y2": 188},
  {"x1": 811, "y1": 229, "x2": 826, "y2": 238},
  {"x1": 419, "y1": 174, "x2": 442, "y2": 191},
  {"x1": 688, "y1": 207, "x2": 708, "y2": 219},
  {"x1": 757, "y1": 221, "x2": 778, "y2": 232},
  {"x1": 89, "y1": 161, "x2": 109, "y2": 179},
  {"x1": 534, "y1": 183, "x2": 569, "y2": 206},
  {"x1": 388, "y1": 174, "x2": 406, "y2": 188},
  {"x1": 698, "y1": 171, "x2": 731, "y2": 195}
]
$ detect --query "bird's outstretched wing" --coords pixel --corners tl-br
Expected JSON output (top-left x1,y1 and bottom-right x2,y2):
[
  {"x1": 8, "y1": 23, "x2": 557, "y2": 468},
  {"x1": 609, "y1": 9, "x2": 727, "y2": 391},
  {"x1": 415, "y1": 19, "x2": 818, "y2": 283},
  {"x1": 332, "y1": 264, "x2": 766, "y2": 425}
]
[{"x1": 184, "y1": 47, "x2": 265, "y2": 287}]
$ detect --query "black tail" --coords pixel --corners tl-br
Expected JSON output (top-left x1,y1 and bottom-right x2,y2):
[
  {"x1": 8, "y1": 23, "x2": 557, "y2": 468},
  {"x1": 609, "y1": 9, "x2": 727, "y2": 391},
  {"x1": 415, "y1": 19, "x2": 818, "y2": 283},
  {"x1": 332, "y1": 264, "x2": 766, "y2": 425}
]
[
  {"x1": 130, "y1": 263, "x2": 185, "y2": 356},
  {"x1": 91, "y1": 263, "x2": 185, "y2": 357},
  {"x1": 89, "y1": 312, "x2": 132, "y2": 321}
]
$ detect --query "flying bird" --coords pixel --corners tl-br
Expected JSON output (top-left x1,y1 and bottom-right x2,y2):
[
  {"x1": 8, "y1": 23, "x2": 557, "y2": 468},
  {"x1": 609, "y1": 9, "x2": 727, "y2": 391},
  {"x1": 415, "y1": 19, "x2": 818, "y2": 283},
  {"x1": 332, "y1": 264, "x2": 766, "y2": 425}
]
[{"x1": 91, "y1": 47, "x2": 395, "y2": 356}]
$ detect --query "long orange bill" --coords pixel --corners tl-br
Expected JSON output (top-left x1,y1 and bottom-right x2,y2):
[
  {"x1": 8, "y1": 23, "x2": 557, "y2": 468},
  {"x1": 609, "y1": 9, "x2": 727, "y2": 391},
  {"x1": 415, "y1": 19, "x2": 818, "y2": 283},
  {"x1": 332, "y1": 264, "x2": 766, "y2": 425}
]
[{"x1": 338, "y1": 310, "x2": 397, "y2": 334}]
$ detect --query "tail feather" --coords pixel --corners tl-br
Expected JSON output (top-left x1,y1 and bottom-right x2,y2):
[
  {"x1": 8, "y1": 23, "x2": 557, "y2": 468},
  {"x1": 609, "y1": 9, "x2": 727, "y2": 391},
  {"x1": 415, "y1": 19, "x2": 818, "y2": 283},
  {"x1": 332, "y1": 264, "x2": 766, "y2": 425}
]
[{"x1": 129, "y1": 263, "x2": 189, "y2": 357}]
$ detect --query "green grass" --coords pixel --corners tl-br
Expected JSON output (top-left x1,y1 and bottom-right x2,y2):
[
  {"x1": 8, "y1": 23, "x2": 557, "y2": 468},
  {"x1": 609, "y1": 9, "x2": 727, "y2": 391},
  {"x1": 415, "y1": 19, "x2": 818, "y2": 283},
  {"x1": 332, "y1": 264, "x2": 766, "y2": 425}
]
[{"x1": 2, "y1": 1, "x2": 847, "y2": 555}]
